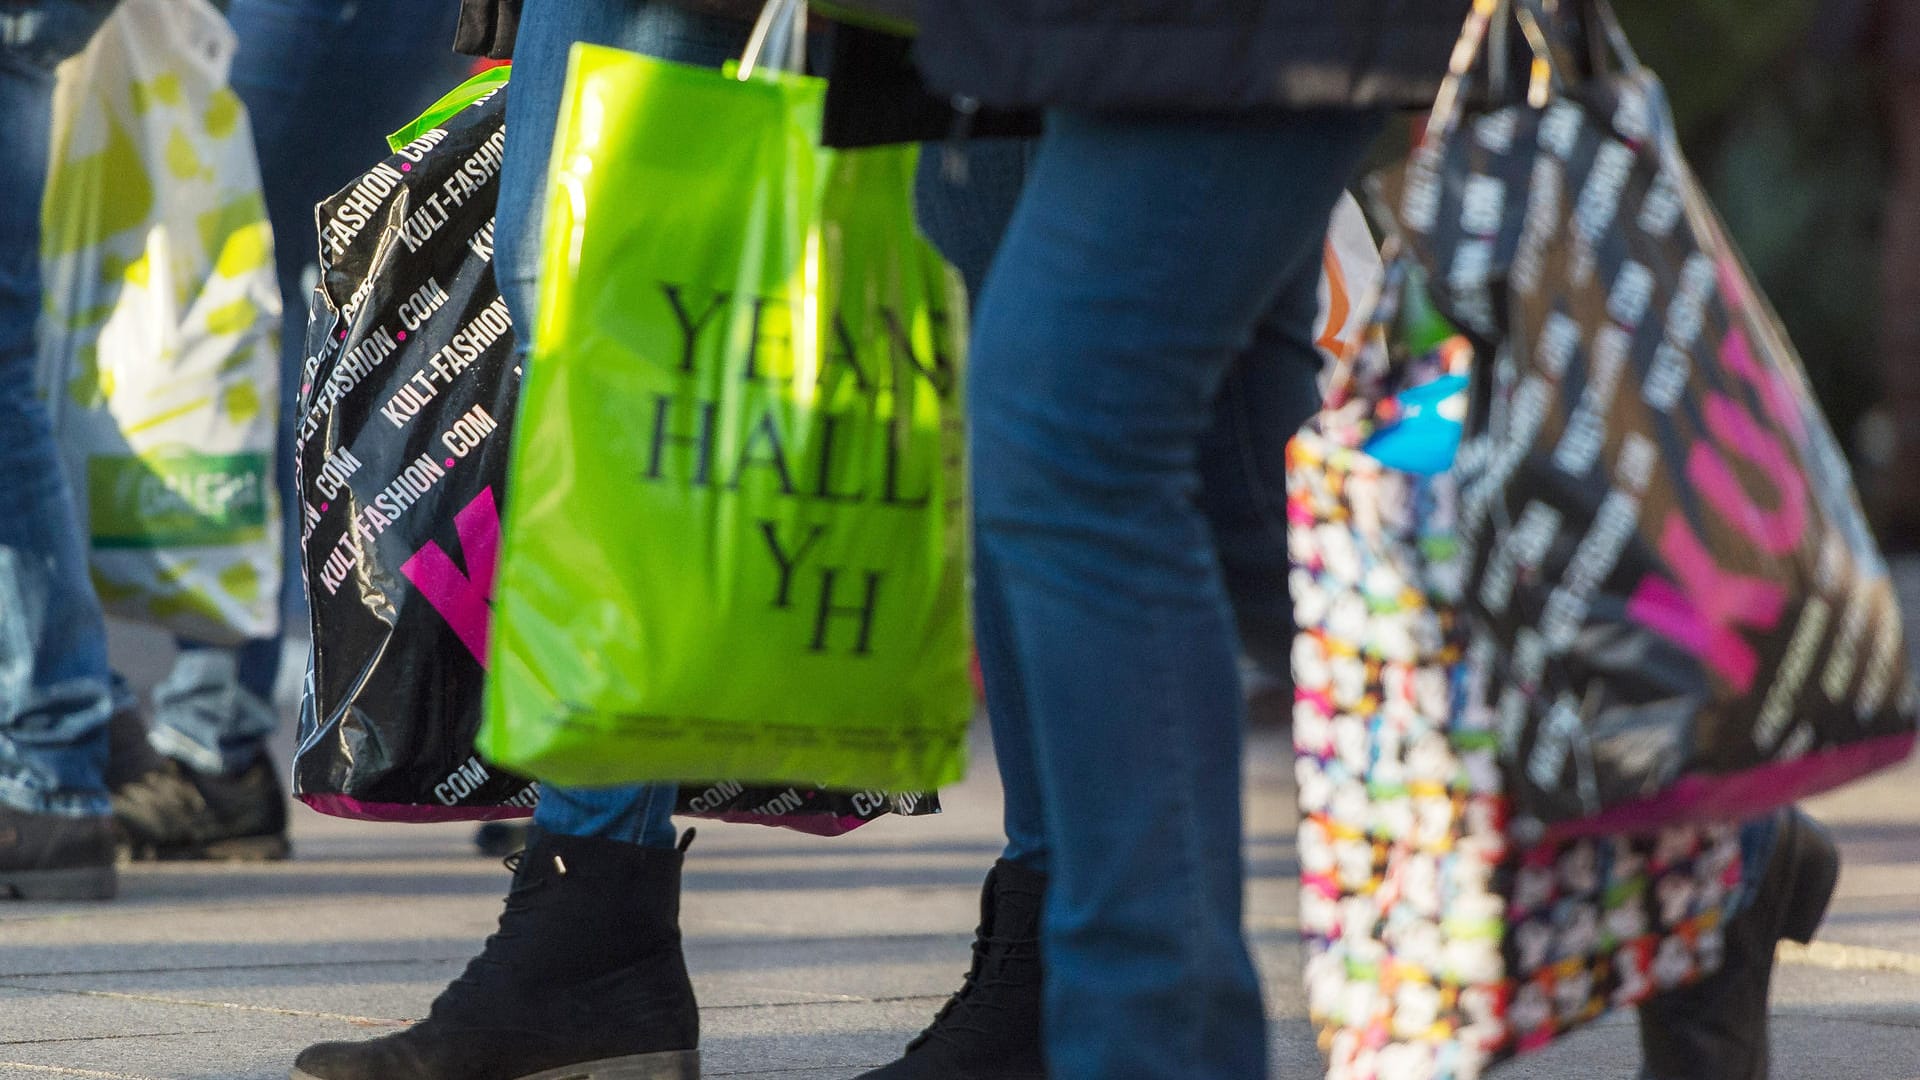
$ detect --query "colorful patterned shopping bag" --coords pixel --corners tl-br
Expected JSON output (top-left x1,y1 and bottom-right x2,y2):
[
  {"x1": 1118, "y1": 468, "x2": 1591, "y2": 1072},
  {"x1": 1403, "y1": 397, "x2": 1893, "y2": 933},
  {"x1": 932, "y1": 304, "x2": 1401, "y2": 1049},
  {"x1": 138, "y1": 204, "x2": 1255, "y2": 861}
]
[{"x1": 1289, "y1": 261, "x2": 1743, "y2": 1079}]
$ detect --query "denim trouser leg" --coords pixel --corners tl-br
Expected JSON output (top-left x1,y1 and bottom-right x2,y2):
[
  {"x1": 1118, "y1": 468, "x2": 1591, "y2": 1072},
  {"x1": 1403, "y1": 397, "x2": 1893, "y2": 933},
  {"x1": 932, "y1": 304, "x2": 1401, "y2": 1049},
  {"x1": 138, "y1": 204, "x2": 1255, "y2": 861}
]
[
  {"x1": 149, "y1": 0, "x2": 475, "y2": 777},
  {"x1": 967, "y1": 109, "x2": 1383, "y2": 1079},
  {"x1": 146, "y1": 648, "x2": 280, "y2": 776},
  {"x1": 0, "y1": 1, "x2": 123, "y2": 817},
  {"x1": 500, "y1": 0, "x2": 750, "y2": 849},
  {"x1": 1196, "y1": 319, "x2": 1321, "y2": 677},
  {"x1": 911, "y1": 141, "x2": 1052, "y2": 868},
  {"x1": 911, "y1": 140, "x2": 1037, "y2": 301},
  {"x1": 915, "y1": 138, "x2": 1326, "y2": 876}
]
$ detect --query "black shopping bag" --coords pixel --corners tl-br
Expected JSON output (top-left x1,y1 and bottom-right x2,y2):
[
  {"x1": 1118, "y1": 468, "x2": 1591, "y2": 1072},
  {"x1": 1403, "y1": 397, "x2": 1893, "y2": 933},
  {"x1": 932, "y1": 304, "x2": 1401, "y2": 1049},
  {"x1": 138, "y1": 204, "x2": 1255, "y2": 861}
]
[
  {"x1": 292, "y1": 74, "x2": 936, "y2": 833},
  {"x1": 1396, "y1": 0, "x2": 1917, "y2": 833}
]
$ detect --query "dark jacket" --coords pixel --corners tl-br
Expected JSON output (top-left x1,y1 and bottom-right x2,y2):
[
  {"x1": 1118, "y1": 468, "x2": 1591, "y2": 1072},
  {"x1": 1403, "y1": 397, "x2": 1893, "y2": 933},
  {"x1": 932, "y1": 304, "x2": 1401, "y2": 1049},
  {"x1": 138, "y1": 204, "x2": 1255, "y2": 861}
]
[
  {"x1": 914, "y1": 1, "x2": 1476, "y2": 113},
  {"x1": 454, "y1": 0, "x2": 519, "y2": 59},
  {"x1": 449, "y1": 0, "x2": 1038, "y2": 146}
]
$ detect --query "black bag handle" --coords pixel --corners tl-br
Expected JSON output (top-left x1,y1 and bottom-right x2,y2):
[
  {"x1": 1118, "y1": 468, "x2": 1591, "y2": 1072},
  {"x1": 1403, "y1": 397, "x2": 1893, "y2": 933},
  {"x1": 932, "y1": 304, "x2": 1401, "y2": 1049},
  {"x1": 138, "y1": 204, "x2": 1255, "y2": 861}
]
[{"x1": 1427, "y1": 0, "x2": 1649, "y2": 144}]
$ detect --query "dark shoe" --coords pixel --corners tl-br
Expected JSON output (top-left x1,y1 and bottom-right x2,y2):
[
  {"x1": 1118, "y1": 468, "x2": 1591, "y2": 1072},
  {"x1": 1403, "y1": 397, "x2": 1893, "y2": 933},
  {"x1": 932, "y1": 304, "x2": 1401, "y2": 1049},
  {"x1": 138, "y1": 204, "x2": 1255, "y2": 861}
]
[
  {"x1": 292, "y1": 828, "x2": 701, "y2": 1080},
  {"x1": 855, "y1": 859, "x2": 1047, "y2": 1080},
  {"x1": 0, "y1": 804, "x2": 117, "y2": 900},
  {"x1": 112, "y1": 753, "x2": 291, "y2": 862},
  {"x1": 1637, "y1": 809, "x2": 1840, "y2": 1080},
  {"x1": 104, "y1": 704, "x2": 167, "y2": 789},
  {"x1": 476, "y1": 821, "x2": 532, "y2": 858}
]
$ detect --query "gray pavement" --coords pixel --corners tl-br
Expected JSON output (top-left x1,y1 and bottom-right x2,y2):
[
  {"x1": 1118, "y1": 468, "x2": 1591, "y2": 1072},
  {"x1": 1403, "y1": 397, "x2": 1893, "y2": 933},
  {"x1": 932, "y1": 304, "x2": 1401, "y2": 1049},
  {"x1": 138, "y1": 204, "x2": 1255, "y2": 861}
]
[{"x1": 6, "y1": 621, "x2": 1920, "y2": 1079}]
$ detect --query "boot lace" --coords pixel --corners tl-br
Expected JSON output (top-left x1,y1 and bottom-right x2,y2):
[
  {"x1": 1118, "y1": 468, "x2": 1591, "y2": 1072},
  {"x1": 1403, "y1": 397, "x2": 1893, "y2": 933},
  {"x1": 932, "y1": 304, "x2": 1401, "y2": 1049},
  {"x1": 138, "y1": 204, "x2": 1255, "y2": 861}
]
[
  {"x1": 906, "y1": 931, "x2": 1038, "y2": 1052},
  {"x1": 430, "y1": 851, "x2": 550, "y2": 1020}
]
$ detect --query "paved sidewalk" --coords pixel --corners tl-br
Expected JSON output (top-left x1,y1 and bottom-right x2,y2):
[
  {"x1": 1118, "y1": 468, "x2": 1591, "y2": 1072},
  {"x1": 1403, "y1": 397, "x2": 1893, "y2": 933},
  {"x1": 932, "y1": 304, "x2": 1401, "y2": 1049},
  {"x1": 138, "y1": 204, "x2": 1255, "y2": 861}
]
[{"x1": 6, "y1": 617, "x2": 1920, "y2": 1077}]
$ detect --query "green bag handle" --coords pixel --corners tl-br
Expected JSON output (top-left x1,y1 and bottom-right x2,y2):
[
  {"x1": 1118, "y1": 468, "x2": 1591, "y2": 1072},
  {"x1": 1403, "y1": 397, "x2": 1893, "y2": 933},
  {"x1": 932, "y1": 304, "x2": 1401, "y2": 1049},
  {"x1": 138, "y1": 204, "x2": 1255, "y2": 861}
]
[{"x1": 387, "y1": 65, "x2": 511, "y2": 152}]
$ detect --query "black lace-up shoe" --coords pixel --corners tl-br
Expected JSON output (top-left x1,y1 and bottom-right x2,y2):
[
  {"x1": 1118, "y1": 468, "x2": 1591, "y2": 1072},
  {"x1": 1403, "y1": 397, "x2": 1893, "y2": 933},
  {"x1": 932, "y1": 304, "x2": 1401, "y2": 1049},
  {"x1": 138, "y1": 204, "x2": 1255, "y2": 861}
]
[
  {"x1": 291, "y1": 828, "x2": 700, "y2": 1080},
  {"x1": 856, "y1": 858, "x2": 1048, "y2": 1079}
]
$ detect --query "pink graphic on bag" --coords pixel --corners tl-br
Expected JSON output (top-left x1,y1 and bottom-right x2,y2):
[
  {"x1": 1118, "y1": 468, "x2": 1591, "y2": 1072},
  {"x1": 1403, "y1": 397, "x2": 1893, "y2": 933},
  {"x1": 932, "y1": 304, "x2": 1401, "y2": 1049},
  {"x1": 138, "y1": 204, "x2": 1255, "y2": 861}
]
[
  {"x1": 1624, "y1": 313, "x2": 1817, "y2": 691},
  {"x1": 1720, "y1": 325, "x2": 1807, "y2": 444},
  {"x1": 1626, "y1": 519, "x2": 1787, "y2": 695},
  {"x1": 1687, "y1": 391, "x2": 1807, "y2": 557},
  {"x1": 400, "y1": 486, "x2": 500, "y2": 667}
]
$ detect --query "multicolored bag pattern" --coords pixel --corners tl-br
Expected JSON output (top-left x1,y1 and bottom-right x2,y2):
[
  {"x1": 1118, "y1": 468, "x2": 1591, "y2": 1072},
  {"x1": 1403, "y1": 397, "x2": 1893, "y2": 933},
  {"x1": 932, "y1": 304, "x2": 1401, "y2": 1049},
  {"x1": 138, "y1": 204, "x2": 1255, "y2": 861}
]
[{"x1": 1290, "y1": 262, "x2": 1742, "y2": 1079}]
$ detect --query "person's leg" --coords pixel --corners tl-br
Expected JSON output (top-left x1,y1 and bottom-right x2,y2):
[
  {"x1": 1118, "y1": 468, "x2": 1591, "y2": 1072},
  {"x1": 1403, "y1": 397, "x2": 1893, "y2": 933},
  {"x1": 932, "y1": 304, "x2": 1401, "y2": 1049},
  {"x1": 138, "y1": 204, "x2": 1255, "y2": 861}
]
[
  {"x1": 143, "y1": 647, "x2": 279, "y2": 775},
  {"x1": 843, "y1": 141, "x2": 1055, "y2": 1080},
  {"x1": 910, "y1": 139, "x2": 1049, "y2": 872},
  {"x1": 863, "y1": 130, "x2": 1338, "y2": 1079},
  {"x1": 531, "y1": 785, "x2": 680, "y2": 849},
  {"x1": 967, "y1": 108, "x2": 1381, "y2": 1079},
  {"x1": 1195, "y1": 316, "x2": 1320, "y2": 679},
  {"x1": 912, "y1": 135, "x2": 1322, "y2": 876},
  {"x1": 294, "y1": 4, "x2": 748, "y2": 1076},
  {"x1": 0, "y1": 0, "x2": 123, "y2": 901}
]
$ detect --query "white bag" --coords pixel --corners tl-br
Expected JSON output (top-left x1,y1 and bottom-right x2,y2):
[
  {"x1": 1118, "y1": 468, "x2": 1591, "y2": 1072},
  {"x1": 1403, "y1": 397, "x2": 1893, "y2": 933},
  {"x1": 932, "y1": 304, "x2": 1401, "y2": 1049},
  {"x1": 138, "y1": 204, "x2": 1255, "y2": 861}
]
[
  {"x1": 38, "y1": 0, "x2": 282, "y2": 644},
  {"x1": 1314, "y1": 192, "x2": 1385, "y2": 368}
]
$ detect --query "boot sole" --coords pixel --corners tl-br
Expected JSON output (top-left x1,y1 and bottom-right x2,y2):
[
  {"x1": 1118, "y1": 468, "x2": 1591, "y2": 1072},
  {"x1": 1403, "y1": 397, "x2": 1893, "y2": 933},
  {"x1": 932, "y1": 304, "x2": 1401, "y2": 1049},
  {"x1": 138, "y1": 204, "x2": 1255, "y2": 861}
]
[
  {"x1": 290, "y1": 1049, "x2": 699, "y2": 1080},
  {"x1": 1, "y1": 863, "x2": 117, "y2": 901},
  {"x1": 127, "y1": 833, "x2": 291, "y2": 863},
  {"x1": 1780, "y1": 811, "x2": 1840, "y2": 945},
  {"x1": 514, "y1": 1051, "x2": 699, "y2": 1080}
]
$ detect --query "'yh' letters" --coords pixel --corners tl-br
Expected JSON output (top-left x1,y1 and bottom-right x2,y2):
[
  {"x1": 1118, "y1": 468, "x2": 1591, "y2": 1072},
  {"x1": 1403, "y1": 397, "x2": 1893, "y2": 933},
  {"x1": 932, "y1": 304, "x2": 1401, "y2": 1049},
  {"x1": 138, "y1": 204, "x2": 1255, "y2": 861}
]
[{"x1": 645, "y1": 279, "x2": 958, "y2": 658}]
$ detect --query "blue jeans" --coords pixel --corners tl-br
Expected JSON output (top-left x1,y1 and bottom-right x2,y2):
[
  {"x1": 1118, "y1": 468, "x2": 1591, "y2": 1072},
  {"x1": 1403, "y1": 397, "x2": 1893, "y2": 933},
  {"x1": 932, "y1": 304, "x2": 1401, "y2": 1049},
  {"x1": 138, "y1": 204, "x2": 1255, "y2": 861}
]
[
  {"x1": 960, "y1": 117, "x2": 1781, "y2": 1076},
  {"x1": 495, "y1": 0, "x2": 750, "y2": 849},
  {"x1": 966, "y1": 110, "x2": 1385, "y2": 1079},
  {"x1": 0, "y1": 0, "x2": 121, "y2": 818},
  {"x1": 918, "y1": 136, "x2": 1322, "y2": 879},
  {"x1": 149, "y1": 0, "x2": 473, "y2": 777}
]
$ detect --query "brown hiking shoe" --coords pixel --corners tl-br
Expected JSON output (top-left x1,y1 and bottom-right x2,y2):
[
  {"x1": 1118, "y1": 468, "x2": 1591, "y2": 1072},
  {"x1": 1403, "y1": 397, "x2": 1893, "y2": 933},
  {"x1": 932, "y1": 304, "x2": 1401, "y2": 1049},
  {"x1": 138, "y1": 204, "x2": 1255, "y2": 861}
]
[{"x1": 111, "y1": 755, "x2": 290, "y2": 862}]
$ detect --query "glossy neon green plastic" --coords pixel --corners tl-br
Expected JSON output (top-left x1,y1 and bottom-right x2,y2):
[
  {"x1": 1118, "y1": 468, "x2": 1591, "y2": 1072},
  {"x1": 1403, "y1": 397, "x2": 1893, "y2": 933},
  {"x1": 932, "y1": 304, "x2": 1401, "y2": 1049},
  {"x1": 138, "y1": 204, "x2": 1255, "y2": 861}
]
[
  {"x1": 387, "y1": 65, "x2": 510, "y2": 152},
  {"x1": 482, "y1": 44, "x2": 971, "y2": 793}
]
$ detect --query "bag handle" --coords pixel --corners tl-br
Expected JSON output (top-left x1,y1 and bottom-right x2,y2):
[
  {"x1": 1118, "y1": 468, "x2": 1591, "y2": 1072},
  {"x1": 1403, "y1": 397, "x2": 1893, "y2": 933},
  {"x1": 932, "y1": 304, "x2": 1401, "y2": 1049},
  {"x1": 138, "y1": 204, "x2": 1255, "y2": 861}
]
[
  {"x1": 1429, "y1": 0, "x2": 1651, "y2": 139},
  {"x1": 1585, "y1": 0, "x2": 1647, "y2": 77},
  {"x1": 1428, "y1": 0, "x2": 1550, "y2": 144},
  {"x1": 1331, "y1": 0, "x2": 1650, "y2": 412},
  {"x1": 738, "y1": 0, "x2": 807, "y2": 80}
]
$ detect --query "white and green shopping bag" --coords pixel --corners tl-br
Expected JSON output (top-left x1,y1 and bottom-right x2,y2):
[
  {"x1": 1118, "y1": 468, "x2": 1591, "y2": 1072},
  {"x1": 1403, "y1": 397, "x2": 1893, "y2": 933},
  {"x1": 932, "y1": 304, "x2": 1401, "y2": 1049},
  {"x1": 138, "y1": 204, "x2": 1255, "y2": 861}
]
[{"x1": 37, "y1": 0, "x2": 282, "y2": 644}]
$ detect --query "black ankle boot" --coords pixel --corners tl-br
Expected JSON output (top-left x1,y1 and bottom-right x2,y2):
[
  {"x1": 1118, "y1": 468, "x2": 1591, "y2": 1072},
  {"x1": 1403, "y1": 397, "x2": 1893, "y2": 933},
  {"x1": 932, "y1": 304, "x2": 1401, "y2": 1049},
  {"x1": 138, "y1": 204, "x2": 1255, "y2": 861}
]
[
  {"x1": 1637, "y1": 809, "x2": 1840, "y2": 1080},
  {"x1": 293, "y1": 829, "x2": 700, "y2": 1080},
  {"x1": 856, "y1": 859, "x2": 1047, "y2": 1080}
]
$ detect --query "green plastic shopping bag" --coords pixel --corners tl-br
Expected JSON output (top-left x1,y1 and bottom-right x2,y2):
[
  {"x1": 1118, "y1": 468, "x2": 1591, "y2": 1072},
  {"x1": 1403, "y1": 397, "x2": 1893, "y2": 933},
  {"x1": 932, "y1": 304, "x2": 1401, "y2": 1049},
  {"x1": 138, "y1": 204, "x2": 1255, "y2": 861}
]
[{"x1": 480, "y1": 37, "x2": 971, "y2": 793}]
